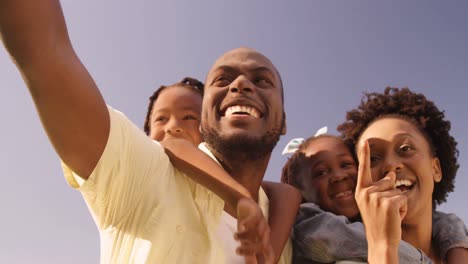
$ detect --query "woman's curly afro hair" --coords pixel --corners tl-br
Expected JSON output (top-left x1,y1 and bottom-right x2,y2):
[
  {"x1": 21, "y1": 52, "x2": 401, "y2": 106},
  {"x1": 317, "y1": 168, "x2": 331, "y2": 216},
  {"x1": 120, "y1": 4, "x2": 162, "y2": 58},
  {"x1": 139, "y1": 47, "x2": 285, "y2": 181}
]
[{"x1": 337, "y1": 87, "x2": 459, "y2": 207}]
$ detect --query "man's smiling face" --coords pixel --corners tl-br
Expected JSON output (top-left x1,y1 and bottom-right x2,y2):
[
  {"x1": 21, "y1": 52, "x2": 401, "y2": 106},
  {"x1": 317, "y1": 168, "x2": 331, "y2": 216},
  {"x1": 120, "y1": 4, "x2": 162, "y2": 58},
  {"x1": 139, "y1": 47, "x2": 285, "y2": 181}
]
[{"x1": 201, "y1": 47, "x2": 286, "y2": 161}]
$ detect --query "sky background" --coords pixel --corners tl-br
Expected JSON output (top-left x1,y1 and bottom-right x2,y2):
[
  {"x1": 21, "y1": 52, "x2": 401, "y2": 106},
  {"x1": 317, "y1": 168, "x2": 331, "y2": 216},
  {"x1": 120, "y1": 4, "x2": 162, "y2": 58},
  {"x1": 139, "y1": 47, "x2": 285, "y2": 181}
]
[{"x1": 1, "y1": 1, "x2": 467, "y2": 263}]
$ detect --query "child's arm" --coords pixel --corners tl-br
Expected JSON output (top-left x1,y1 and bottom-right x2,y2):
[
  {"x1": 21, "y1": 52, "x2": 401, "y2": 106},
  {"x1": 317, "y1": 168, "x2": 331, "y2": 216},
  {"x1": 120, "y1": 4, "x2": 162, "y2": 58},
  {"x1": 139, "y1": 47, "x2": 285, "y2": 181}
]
[
  {"x1": 432, "y1": 211, "x2": 468, "y2": 263},
  {"x1": 161, "y1": 138, "x2": 251, "y2": 213},
  {"x1": 294, "y1": 203, "x2": 369, "y2": 262},
  {"x1": 262, "y1": 181, "x2": 302, "y2": 263},
  {"x1": 446, "y1": 248, "x2": 468, "y2": 263},
  {"x1": 294, "y1": 203, "x2": 433, "y2": 263},
  {"x1": 160, "y1": 138, "x2": 274, "y2": 262}
]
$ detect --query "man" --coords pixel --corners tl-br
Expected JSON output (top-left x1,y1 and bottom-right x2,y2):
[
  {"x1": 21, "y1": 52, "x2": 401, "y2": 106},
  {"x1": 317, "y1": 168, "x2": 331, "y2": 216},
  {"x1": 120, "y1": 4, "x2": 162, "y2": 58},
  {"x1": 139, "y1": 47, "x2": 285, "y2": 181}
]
[{"x1": 0, "y1": 1, "x2": 291, "y2": 263}]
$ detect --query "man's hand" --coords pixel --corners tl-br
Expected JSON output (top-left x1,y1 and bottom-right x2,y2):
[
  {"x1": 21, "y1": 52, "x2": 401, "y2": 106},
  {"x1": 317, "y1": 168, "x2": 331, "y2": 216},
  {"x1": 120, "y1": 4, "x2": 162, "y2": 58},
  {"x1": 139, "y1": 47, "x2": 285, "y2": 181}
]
[
  {"x1": 0, "y1": 0, "x2": 109, "y2": 179},
  {"x1": 235, "y1": 198, "x2": 274, "y2": 264}
]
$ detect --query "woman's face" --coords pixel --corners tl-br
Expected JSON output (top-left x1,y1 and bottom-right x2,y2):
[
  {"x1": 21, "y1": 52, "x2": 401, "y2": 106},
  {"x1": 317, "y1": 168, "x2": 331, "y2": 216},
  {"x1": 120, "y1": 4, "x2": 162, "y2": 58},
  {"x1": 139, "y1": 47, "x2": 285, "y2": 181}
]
[
  {"x1": 299, "y1": 137, "x2": 359, "y2": 219},
  {"x1": 357, "y1": 117, "x2": 442, "y2": 223}
]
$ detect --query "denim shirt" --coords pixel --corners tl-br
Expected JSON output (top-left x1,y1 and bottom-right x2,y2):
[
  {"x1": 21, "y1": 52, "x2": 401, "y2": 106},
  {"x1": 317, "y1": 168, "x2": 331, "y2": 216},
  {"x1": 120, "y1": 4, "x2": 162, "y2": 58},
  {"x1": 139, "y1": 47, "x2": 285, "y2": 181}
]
[{"x1": 293, "y1": 203, "x2": 468, "y2": 263}]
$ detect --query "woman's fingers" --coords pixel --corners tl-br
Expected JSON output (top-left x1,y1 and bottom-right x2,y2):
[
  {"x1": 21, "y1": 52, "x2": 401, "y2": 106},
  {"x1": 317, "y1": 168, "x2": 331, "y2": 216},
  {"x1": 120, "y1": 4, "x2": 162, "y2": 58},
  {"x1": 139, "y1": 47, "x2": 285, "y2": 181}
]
[
  {"x1": 357, "y1": 140, "x2": 373, "y2": 190},
  {"x1": 366, "y1": 171, "x2": 397, "y2": 193}
]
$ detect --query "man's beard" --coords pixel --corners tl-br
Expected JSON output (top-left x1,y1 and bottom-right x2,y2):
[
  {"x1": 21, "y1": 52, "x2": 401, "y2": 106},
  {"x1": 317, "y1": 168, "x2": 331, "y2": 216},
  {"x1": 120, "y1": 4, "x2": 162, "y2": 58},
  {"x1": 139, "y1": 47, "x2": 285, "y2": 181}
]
[{"x1": 201, "y1": 126, "x2": 283, "y2": 163}]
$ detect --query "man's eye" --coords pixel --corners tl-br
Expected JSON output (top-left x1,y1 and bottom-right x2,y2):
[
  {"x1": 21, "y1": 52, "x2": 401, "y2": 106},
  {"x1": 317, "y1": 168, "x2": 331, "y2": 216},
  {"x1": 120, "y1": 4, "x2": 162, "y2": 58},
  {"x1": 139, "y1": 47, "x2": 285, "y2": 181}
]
[
  {"x1": 213, "y1": 76, "x2": 232, "y2": 86},
  {"x1": 255, "y1": 78, "x2": 272, "y2": 88}
]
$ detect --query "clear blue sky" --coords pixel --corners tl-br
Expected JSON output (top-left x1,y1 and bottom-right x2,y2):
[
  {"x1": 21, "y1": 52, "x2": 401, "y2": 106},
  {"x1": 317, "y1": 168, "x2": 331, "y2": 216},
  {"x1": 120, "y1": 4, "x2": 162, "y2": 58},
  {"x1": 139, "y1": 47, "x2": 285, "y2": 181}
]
[{"x1": 1, "y1": 1, "x2": 467, "y2": 263}]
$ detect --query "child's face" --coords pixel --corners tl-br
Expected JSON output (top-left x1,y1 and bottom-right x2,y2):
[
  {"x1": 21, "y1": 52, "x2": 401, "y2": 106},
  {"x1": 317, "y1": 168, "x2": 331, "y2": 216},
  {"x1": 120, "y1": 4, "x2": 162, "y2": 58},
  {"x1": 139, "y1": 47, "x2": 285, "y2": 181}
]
[
  {"x1": 299, "y1": 137, "x2": 359, "y2": 219},
  {"x1": 357, "y1": 117, "x2": 441, "y2": 224},
  {"x1": 149, "y1": 86, "x2": 203, "y2": 145}
]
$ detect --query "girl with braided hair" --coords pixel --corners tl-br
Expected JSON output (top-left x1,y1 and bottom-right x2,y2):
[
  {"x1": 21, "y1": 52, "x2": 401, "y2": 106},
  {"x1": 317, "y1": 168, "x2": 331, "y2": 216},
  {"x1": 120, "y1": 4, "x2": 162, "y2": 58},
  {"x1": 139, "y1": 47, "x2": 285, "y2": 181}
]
[{"x1": 143, "y1": 77, "x2": 204, "y2": 144}]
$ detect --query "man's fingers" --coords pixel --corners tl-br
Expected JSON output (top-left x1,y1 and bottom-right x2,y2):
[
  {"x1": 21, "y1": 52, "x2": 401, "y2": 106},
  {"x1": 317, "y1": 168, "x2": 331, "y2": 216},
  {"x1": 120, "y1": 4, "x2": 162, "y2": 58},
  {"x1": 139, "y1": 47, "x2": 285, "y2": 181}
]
[{"x1": 357, "y1": 140, "x2": 373, "y2": 189}]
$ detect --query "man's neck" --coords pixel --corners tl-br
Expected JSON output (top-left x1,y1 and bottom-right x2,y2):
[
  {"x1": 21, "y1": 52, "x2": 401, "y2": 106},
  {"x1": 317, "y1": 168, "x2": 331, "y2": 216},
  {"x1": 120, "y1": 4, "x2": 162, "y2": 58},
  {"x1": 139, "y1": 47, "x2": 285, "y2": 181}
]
[{"x1": 209, "y1": 146, "x2": 271, "y2": 202}]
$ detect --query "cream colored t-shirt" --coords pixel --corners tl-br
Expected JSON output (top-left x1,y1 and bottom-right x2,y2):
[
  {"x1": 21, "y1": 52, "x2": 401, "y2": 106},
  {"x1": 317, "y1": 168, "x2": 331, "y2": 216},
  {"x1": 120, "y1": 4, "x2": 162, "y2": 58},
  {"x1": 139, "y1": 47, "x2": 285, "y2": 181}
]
[{"x1": 62, "y1": 106, "x2": 292, "y2": 264}]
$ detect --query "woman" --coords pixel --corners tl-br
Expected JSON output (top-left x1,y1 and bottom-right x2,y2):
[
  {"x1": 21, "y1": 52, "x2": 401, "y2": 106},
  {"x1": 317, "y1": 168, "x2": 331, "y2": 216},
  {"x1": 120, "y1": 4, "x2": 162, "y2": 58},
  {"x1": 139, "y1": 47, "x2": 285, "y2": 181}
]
[{"x1": 337, "y1": 87, "x2": 468, "y2": 263}]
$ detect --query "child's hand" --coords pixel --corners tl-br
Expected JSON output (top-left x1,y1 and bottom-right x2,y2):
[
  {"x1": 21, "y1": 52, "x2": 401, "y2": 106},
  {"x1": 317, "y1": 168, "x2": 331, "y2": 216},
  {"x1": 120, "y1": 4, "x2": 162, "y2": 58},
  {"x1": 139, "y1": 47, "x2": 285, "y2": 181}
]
[
  {"x1": 355, "y1": 140, "x2": 407, "y2": 260},
  {"x1": 235, "y1": 198, "x2": 274, "y2": 264}
]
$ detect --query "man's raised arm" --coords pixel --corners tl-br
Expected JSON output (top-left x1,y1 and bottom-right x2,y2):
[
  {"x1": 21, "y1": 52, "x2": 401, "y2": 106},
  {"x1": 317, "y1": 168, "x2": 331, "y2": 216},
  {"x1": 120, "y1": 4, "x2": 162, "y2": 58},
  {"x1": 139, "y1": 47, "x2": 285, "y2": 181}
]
[{"x1": 0, "y1": 0, "x2": 109, "y2": 179}]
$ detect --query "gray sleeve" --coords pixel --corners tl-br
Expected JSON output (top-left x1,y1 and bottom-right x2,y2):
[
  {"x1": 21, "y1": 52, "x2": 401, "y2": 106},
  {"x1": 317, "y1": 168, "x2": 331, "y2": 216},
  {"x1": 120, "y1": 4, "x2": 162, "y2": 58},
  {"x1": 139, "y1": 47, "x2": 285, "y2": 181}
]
[
  {"x1": 398, "y1": 241, "x2": 434, "y2": 264},
  {"x1": 293, "y1": 203, "x2": 367, "y2": 263},
  {"x1": 432, "y1": 210, "x2": 468, "y2": 258},
  {"x1": 293, "y1": 203, "x2": 434, "y2": 263}
]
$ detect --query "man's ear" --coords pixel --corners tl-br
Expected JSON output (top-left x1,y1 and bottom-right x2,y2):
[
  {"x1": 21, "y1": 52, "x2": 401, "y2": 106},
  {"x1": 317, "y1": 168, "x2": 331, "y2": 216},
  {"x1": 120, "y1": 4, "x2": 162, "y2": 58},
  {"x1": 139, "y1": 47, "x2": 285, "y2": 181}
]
[
  {"x1": 281, "y1": 111, "x2": 287, "y2": 135},
  {"x1": 432, "y1": 157, "x2": 442, "y2": 183}
]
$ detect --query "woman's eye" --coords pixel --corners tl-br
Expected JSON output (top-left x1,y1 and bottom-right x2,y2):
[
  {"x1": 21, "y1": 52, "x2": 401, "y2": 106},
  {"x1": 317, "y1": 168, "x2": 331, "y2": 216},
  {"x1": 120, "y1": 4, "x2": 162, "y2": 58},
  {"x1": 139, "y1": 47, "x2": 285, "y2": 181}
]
[
  {"x1": 399, "y1": 144, "x2": 414, "y2": 153},
  {"x1": 370, "y1": 155, "x2": 380, "y2": 163}
]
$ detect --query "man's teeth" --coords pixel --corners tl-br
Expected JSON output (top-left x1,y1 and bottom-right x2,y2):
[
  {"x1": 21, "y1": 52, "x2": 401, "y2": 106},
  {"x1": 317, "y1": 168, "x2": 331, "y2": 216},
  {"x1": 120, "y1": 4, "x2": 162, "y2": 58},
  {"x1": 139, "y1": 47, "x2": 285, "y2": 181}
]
[
  {"x1": 334, "y1": 190, "x2": 353, "y2": 198},
  {"x1": 225, "y1": 105, "x2": 260, "y2": 118}
]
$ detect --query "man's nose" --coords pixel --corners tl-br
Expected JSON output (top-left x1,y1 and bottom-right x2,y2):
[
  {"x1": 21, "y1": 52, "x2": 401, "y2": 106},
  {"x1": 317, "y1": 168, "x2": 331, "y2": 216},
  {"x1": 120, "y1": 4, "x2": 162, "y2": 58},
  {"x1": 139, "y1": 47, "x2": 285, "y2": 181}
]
[{"x1": 229, "y1": 75, "x2": 254, "y2": 94}]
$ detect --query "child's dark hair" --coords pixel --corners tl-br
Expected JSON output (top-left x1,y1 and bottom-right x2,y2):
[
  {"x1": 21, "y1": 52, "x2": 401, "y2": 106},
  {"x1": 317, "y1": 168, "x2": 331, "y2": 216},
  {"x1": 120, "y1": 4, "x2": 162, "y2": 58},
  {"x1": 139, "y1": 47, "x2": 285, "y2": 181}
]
[
  {"x1": 143, "y1": 77, "x2": 204, "y2": 135},
  {"x1": 281, "y1": 134, "x2": 355, "y2": 190},
  {"x1": 337, "y1": 87, "x2": 459, "y2": 207}
]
